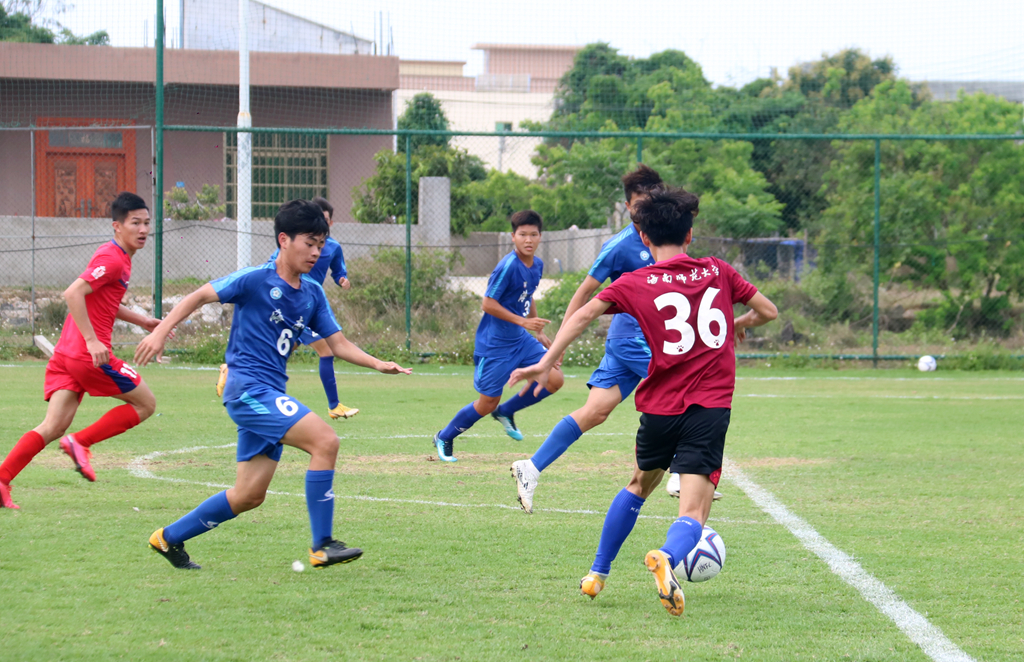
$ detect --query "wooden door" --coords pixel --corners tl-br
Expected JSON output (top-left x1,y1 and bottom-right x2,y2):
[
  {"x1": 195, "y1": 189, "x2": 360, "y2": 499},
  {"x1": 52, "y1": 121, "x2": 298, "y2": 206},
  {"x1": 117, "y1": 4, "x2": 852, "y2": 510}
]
[
  {"x1": 35, "y1": 119, "x2": 136, "y2": 218},
  {"x1": 44, "y1": 154, "x2": 126, "y2": 218}
]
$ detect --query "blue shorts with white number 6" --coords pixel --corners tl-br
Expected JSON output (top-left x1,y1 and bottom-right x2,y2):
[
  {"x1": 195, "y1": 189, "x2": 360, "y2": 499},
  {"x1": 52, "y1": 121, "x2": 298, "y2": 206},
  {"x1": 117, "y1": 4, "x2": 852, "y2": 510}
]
[{"x1": 225, "y1": 385, "x2": 312, "y2": 462}]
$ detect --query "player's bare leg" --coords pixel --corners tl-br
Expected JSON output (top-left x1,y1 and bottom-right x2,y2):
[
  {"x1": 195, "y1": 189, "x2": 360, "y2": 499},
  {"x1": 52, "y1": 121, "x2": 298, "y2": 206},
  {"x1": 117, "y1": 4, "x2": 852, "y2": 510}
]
[
  {"x1": 311, "y1": 338, "x2": 359, "y2": 420},
  {"x1": 60, "y1": 379, "x2": 156, "y2": 482},
  {"x1": 1, "y1": 389, "x2": 82, "y2": 508},
  {"x1": 513, "y1": 384, "x2": 620, "y2": 513},
  {"x1": 282, "y1": 412, "x2": 362, "y2": 566}
]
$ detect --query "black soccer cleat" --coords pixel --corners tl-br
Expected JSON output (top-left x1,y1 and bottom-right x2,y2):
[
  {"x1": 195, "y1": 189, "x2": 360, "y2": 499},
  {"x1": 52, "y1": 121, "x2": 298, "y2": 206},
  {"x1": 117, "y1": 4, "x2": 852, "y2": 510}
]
[
  {"x1": 310, "y1": 539, "x2": 363, "y2": 568},
  {"x1": 149, "y1": 528, "x2": 201, "y2": 570}
]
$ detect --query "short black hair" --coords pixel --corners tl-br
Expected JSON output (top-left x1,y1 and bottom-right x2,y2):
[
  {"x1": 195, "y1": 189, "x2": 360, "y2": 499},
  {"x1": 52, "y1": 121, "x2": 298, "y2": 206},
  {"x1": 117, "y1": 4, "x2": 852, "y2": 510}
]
[
  {"x1": 630, "y1": 187, "x2": 699, "y2": 246},
  {"x1": 621, "y1": 164, "x2": 664, "y2": 202},
  {"x1": 111, "y1": 192, "x2": 148, "y2": 223},
  {"x1": 510, "y1": 209, "x2": 543, "y2": 233},
  {"x1": 274, "y1": 199, "x2": 330, "y2": 248},
  {"x1": 312, "y1": 196, "x2": 333, "y2": 221}
]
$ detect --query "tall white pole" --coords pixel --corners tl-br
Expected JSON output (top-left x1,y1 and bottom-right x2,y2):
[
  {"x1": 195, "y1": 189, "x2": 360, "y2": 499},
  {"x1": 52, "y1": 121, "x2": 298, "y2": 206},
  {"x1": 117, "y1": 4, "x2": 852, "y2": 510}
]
[{"x1": 236, "y1": 0, "x2": 252, "y2": 270}]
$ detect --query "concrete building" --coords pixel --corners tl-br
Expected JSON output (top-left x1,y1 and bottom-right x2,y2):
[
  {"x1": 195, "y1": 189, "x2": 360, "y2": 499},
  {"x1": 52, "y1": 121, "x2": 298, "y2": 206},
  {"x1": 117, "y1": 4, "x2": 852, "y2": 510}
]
[
  {"x1": 0, "y1": 42, "x2": 397, "y2": 224},
  {"x1": 182, "y1": 0, "x2": 375, "y2": 55},
  {"x1": 922, "y1": 80, "x2": 1024, "y2": 103},
  {"x1": 396, "y1": 44, "x2": 581, "y2": 178}
]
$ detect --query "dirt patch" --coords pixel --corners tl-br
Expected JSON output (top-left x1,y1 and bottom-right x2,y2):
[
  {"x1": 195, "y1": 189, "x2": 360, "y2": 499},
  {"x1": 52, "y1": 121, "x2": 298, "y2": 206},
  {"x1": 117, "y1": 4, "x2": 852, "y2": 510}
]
[{"x1": 737, "y1": 457, "x2": 833, "y2": 469}]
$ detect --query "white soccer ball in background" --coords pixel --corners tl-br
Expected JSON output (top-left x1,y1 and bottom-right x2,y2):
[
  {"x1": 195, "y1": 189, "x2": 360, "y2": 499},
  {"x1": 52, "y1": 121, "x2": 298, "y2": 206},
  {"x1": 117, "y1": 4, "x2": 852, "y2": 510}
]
[
  {"x1": 917, "y1": 355, "x2": 937, "y2": 372},
  {"x1": 681, "y1": 526, "x2": 726, "y2": 582}
]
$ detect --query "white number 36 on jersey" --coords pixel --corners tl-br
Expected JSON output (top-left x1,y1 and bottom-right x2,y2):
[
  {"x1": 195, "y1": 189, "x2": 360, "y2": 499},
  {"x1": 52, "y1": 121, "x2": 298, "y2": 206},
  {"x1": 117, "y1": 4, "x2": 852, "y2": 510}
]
[{"x1": 655, "y1": 287, "x2": 727, "y2": 356}]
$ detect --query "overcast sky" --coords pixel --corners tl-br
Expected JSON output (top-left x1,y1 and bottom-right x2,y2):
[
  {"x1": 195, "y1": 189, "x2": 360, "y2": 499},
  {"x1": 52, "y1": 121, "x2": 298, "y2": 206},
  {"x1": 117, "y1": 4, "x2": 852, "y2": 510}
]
[{"x1": 51, "y1": 0, "x2": 1024, "y2": 86}]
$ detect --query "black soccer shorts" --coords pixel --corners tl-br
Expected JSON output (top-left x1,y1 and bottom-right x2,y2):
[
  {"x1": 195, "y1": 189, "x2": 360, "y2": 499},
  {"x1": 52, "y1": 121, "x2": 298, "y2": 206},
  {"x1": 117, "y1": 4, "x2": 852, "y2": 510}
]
[{"x1": 634, "y1": 405, "x2": 730, "y2": 476}]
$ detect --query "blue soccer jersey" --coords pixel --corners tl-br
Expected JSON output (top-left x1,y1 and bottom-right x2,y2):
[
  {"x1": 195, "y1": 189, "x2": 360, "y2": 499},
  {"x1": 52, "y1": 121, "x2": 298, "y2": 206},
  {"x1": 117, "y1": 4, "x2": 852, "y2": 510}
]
[
  {"x1": 474, "y1": 250, "x2": 544, "y2": 356},
  {"x1": 269, "y1": 237, "x2": 347, "y2": 286},
  {"x1": 212, "y1": 263, "x2": 342, "y2": 401},
  {"x1": 589, "y1": 224, "x2": 655, "y2": 339}
]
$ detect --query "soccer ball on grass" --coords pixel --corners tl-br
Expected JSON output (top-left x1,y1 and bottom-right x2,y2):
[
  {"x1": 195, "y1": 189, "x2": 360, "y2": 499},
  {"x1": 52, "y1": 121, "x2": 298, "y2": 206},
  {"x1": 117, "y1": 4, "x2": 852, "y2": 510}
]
[
  {"x1": 681, "y1": 526, "x2": 725, "y2": 582},
  {"x1": 917, "y1": 355, "x2": 937, "y2": 372}
]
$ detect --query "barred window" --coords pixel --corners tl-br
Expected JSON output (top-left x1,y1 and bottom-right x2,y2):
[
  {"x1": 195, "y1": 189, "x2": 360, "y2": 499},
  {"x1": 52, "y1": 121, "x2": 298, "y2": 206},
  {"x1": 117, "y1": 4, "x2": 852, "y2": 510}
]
[{"x1": 225, "y1": 132, "x2": 328, "y2": 219}]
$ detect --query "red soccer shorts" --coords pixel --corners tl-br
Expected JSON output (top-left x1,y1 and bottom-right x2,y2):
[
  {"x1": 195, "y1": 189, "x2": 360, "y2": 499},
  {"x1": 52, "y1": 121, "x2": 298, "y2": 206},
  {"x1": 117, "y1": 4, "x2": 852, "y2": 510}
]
[{"x1": 44, "y1": 352, "x2": 141, "y2": 402}]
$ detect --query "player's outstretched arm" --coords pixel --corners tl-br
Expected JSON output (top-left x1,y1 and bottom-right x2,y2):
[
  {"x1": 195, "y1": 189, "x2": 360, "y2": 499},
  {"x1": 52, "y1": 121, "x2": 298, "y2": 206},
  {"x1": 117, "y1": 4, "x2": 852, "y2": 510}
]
[
  {"x1": 510, "y1": 297, "x2": 612, "y2": 394},
  {"x1": 134, "y1": 284, "x2": 220, "y2": 366},
  {"x1": 559, "y1": 274, "x2": 603, "y2": 335},
  {"x1": 324, "y1": 332, "x2": 412, "y2": 375},
  {"x1": 481, "y1": 297, "x2": 549, "y2": 334},
  {"x1": 734, "y1": 292, "x2": 779, "y2": 343}
]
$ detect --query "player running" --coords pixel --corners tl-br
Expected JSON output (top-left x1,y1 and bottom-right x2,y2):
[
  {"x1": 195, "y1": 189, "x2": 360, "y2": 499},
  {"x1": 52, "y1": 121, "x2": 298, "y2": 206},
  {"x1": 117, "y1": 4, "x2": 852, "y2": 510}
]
[
  {"x1": 510, "y1": 164, "x2": 683, "y2": 513},
  {"x1": 216, "y1": 196, "x2": 359, "y2": 420},
  {"x1": 510, "y1": 188, "x2": 777, "y2": 616},
  {"x1": 1, "y1": 193, "x2": 161, "y2": 509},
  {"x1": 135, "y1": 199, "x2": 411, "y2": 570},
  {"x1": 432, "y1": 210, "x2": 564, "y2": 463}
]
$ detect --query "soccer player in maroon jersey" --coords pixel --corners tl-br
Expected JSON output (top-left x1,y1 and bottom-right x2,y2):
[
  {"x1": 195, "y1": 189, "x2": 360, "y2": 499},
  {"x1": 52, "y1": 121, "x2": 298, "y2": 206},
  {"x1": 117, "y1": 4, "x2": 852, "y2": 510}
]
[
  {"x1": 0, "y1": 192, "x2": 161, "y2": 509},
  {"x1": 510, "y1": 187, "x2": 778, "y2": 616}
]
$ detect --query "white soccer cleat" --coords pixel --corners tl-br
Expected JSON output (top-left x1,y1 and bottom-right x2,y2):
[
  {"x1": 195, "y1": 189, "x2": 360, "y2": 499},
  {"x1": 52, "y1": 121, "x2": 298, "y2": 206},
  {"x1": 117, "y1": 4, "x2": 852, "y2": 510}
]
[
  {"x1": 666, "y1": 472, "x2": 680, "y2": 497},
  {"x1": 510, "y1": 459, "x2": 540, "y2": 514},
  {"x1": 666, "y1": 473, "x2": 722, "y2": 500}
]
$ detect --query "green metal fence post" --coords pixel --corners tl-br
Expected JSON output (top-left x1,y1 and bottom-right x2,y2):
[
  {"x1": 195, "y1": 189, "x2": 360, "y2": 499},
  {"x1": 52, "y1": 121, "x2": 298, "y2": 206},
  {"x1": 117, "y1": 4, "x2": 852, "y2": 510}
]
[
  {"x1": 872, "y1": 139, "x2": 881, "y2": 368},
  {"x1": 636, "y1": 136, "x2": 643, "y2": 163},
  {"x1": 153, "y1": 0, "x2": 165, "y2": 318},
  {"x1": 405, "y1": 134, "x2": 412, "y2": 352}
]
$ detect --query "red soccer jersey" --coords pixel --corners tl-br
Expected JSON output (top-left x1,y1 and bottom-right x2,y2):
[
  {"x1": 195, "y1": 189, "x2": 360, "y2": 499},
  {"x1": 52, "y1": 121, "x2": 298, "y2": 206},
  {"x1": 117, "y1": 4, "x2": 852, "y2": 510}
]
[
  {"x1": 54, "y1": 240, "x2": 132, "y2": 361},
  {"x1": 596, "y1": 253, "x2": 757, "y2": 415}
]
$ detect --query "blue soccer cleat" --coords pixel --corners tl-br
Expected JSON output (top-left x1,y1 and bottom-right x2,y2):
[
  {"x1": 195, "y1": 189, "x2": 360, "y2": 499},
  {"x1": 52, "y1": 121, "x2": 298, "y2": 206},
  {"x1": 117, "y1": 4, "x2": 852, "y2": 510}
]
[
  {"x1": 433, "y1": 432, "x2": 457, "y2": 462},
  {"x1": 491, "y1": 411, "x2": 523, "y2": 441}
]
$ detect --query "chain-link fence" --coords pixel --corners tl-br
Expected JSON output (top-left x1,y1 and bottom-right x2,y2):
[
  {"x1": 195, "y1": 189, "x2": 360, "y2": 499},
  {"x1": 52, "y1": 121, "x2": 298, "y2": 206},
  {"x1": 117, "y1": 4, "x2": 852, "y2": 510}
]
[
  {"x1": 3, "y1": 126, "x2": 1024, "y2": 364},
  {"x1": 2, "y1": 1, "x2": 1023, "y2": 365}
]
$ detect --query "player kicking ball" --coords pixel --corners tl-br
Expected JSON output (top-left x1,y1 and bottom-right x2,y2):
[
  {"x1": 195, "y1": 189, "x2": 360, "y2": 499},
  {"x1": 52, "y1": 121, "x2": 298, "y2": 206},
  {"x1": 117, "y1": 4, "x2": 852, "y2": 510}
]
[
  {"x1": 1, "y1": 193, "x2": 161, "y2": 509},
  {"x1": 510, "y1": 188, "x2": 777, "y2": 616},
  {"x1": 135, "y1": 200, "x2": 411, "y2": 570},
  {"x1": 511, "y1": 164, "x2": 716, "y2": 512},
  {"x1": 216, "y1": 196, "x2": 359, "y2": 420},
  {"x1": 432, "y1": 210, "x2": 564, "y2": 462}
]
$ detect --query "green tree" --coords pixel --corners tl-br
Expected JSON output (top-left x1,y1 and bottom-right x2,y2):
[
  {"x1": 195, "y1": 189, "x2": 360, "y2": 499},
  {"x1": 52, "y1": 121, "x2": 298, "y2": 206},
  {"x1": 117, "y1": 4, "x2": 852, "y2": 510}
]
[
  {"x1": 351, "y1": 145, "x2": 487, "y2": 234},
  {"x1": 397, "y1": 93, "x2": 450, "y2": 151},
  {"x1": 0, "y1": 4, "x2": 108, "y2": 44},
  {"x1": 821, "y1": 81, "x2": 1024, "y2": 336},
  {"x1": 0, "y1": 4, "x2": 53, "y2": 41}
]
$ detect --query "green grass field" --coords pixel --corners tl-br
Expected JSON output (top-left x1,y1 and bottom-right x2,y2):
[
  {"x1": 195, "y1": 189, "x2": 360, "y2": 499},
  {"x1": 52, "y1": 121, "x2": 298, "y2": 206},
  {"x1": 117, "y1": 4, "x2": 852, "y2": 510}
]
[{"x1": 1, "y1": 363, "x2": 1021, "y2": 661}]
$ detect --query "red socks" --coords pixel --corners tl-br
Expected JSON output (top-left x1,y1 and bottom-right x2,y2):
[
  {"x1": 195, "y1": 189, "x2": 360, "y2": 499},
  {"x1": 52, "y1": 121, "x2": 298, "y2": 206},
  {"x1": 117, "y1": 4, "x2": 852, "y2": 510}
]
[
  {"x1": 74, "y1": 404, "x2": 141, "y2": 448},
  {"x1": 0, "y1": 431, "x2": 46, "y2": 484}
]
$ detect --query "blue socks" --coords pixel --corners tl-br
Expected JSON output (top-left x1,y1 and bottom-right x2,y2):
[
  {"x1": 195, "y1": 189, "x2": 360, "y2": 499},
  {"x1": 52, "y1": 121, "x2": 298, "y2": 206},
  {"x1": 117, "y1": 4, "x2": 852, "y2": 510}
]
[
  {"x1": 162, "y1": 475, "x2": 338, "y2": 550},
  {"x1": 531, "y1": 415, "x2": 583, "y2": 471},
  {"x1": 660, "y1": 516, "x2": 704, "y2": 568},
  {"x1": 163, "y1": 490, "x2": 237, "y2": 545},
  {"x1": 319, "y1": 357, "x2": 339, "y2": 409},
  {"x1": 496, "y1": 384, "x2": 552, "y2": 418},
  {"x1": 306, "y1": 469, "x2": 335, "y2": 549},
  {"x1": 439, "y1": 402, "x2": 484, "y2": 442},
  {"x1": 591, "y1": 489, "x2": 645, "y2": 575}
]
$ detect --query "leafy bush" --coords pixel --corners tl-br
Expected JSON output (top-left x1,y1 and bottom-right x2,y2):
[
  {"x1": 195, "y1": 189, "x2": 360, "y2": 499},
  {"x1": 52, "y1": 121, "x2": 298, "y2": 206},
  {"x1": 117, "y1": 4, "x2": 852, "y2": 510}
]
[
  {"x1": 164, "y1": 184, "x2": 226, "y2": 221},
  {"x1": 535, "y1": 269, "x2": 606, "y2": 329}
]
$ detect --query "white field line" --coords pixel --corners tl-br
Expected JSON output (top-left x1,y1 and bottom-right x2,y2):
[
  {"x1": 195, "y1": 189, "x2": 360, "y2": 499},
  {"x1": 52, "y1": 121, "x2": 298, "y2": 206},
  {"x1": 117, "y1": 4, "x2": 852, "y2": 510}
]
[
  {"x1": 722, "y1": 457, "x2": 975, "y2": 662},
  {"x1": 125, "y1": 443, "x2": 765, "y2": 525},
  {"x1": 741, "y1": 393, "x2": 1024, "y2": 400}
]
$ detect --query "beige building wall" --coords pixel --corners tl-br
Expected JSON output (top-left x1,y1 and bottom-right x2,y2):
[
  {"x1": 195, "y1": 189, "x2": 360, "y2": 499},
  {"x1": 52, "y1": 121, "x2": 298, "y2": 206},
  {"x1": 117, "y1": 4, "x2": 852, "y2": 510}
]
[{"x1": 394, "y1": 88, "x2": 554, "y2": 178}]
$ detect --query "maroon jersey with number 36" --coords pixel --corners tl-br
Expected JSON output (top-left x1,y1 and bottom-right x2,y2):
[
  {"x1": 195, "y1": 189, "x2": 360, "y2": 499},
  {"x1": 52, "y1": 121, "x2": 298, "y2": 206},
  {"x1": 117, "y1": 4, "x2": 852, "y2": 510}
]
[{"x1": 596, "y1": 253, "x2": 757, "y2": 415}]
